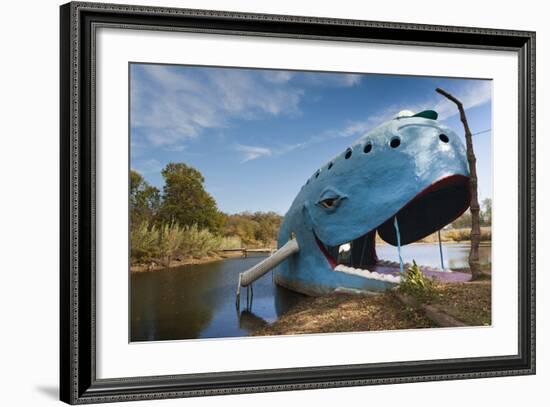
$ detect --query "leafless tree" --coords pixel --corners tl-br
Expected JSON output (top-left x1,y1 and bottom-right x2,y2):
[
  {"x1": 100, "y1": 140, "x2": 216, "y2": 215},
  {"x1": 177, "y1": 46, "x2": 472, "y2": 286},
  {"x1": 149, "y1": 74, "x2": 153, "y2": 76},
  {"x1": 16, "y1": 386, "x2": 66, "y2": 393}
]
[{"x1": 436, "y1": 87, "x2": 481, "y2": 279}]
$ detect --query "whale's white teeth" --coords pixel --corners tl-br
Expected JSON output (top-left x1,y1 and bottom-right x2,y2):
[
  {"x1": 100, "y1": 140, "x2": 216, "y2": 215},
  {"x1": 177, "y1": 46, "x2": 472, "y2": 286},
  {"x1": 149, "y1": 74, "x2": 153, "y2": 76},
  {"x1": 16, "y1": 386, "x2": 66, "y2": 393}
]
[{"x1": 334, "y1": 264, "x2": 401, "y2": 284}]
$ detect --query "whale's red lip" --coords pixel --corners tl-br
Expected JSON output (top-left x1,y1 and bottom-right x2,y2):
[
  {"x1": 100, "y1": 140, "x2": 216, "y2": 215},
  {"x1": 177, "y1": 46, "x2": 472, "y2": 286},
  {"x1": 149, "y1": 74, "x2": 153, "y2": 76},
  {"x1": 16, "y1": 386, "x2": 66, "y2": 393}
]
[
  {"x1": 377, "y1": 174, "x2": 470, "y2": 246},
  {"x1": 315, "y1": 174, "x2": 470, "y2": 269},
  {"x1": 314, "y1": 234, "x2": 337, "y2": 268}
]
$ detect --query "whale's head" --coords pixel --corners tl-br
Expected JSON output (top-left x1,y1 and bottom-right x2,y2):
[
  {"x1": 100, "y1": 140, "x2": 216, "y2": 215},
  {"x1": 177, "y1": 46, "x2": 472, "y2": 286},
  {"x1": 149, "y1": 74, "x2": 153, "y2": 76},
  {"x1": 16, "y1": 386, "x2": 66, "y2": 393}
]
[{"x1": 276, "y1": 110, "x2": 470, "y2": 295}]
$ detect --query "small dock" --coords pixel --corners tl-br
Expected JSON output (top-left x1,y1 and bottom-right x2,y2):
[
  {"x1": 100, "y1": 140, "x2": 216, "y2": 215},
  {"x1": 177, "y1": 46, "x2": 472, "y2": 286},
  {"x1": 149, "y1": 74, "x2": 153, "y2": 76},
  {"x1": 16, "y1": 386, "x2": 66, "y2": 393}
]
[{"x1": 218, "y1": 248, "x2": 275, "y2": 258}]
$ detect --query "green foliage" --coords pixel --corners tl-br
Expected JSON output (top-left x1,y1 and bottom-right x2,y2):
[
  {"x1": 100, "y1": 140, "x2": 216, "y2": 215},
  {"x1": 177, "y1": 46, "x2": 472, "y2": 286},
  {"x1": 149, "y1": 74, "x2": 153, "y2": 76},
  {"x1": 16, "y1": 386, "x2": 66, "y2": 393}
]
[
  {"x1": 130, "y1": 221, "x2": 159, "y2": 263},
  {"x1": 178, "y1": 224, "x2": 222, "y2": 258},
  {"x1": 130, "y1": 170, "x2": 161, "y2": 226},
  {"x1": 157, "y1": 222, "x2": 185, "y2": 265},
  {"x1": 129, "y1": 162, "x2": 283, "y2": 267},
  {"x1": 130, "y1": 221, "x2": 222, "y2": 265},
  {"x1": 399, "y1": 260, "x2": 436, "y2": 302},
  {"x1": 219, "y1": 235, "x2": 242, "y2": 250},
  {"x1": 159, "y1": 163, "x2": 225, "y2": 233},
  {"x1": 224, "y1": 211, "x2": 282, "y2": 247}
]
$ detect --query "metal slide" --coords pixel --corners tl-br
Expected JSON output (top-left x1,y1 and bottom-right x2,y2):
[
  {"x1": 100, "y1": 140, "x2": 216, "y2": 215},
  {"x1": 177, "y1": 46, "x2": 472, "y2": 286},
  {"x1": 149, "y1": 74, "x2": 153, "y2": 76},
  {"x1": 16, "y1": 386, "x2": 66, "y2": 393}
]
[{"x1": 236, "y1": 238, "x2": 299, "y2": 307}]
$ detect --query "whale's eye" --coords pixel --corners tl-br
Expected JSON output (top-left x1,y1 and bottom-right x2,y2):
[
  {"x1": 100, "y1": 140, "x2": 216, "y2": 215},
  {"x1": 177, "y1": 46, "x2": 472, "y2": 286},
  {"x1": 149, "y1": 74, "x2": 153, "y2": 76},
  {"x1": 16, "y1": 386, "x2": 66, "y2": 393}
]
[
  {"x1": 319, "y1": 198, "x2": 337, "y2": 208},
  {"x1": 390, "y1": 137, "x2": 401, "y2": 148},
  {"x1": 327, "y1": 162, "x2": 333, "y2": 170},
  {"x1": 315, "y1": 170, "x2": 320, "y2": 178},
  {"x1": 363, "y1": 142, "x2": 372, "y2": 153},
  {"x1": 439, "y1": 133, "x2": 449, "y2": 143},
  {"x1": 317, "y1": 189, "x2": 346, "y2": 210}
]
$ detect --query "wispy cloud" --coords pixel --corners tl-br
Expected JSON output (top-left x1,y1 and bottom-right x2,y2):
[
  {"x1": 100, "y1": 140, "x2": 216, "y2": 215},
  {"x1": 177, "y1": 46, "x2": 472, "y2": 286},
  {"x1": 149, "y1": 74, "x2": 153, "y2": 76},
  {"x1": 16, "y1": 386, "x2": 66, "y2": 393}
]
[
  {"x1": 131, "y1": 65, "x2": 365, "y2": 156},
  {"x1": 131, "y1": 65, "x2": 304, "y2": 148},
  {"x1": 262, "y1": 71, "x2": 294, "y2": 83},
  {"x1": 261, "y1": 71, "x2": 362, "y2": 87},
  {"x1": 338, "y1": 80, "x2": 493, "y2": 132},
  {"x1": 301, "y1": 73, "x2": 362, "y2": 87},
  {"x1": 252, "y1": 80, "x2": 492, "y2": 158},
  {"x1": 434, "y1": 81, "x2": 492, "y2": 119},
  {"x1": 235, "y1": 144, "x2": 273, "y2": 162}
]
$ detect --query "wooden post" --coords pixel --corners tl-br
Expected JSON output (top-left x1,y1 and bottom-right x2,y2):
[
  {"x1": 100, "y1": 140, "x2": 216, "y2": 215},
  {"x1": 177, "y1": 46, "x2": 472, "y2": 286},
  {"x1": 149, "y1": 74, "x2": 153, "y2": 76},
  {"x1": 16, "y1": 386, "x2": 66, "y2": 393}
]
[{"x1": 436, "y1": 87, "x2": 481, "y2": 280}]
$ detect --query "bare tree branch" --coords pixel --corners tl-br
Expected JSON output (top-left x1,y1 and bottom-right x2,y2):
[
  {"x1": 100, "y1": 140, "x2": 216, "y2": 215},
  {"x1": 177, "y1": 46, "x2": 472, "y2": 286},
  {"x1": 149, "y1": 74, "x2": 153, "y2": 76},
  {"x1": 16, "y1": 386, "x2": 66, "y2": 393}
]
[{"x1": 436, "y1": 87, "x2": 481, "y2": 280}]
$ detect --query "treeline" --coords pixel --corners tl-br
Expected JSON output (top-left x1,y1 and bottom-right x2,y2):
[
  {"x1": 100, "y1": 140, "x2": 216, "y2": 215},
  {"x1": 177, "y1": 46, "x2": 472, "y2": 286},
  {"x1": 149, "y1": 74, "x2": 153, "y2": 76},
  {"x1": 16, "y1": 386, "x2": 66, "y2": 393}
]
[
  {"x1": 224, "y1": 212, "x2": 282, "y2": 248},
  {"x1": 450, "y1": 198, "x2": 492, "y2": 229},
  {"x1": 130, "y1": 162, "x2": 282, "y2": 266}
]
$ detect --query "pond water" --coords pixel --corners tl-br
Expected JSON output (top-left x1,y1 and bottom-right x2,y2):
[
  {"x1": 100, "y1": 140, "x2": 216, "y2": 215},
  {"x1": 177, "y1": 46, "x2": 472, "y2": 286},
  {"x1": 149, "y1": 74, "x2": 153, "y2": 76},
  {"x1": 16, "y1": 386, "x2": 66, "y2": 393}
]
[
  {"x1": 131, "y1": 242, "x2": 491, "y2": 342},
  {"x1": 376, "y1": 242, "x2": 492, "y2": 269}
]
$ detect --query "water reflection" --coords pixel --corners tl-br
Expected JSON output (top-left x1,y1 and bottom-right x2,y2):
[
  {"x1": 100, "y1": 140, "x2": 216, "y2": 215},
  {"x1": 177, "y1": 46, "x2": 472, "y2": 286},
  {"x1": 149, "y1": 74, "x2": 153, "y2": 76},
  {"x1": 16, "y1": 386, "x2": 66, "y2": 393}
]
[
  {"x1": 238, "y1": 310, "x2": 268, "y2": 331},
  {"x1": 131, "y1": 254, "x2": 305, "y2": 341},
  {"x1": 131, "y1": 243, "x2": 491, "y2": 341}
]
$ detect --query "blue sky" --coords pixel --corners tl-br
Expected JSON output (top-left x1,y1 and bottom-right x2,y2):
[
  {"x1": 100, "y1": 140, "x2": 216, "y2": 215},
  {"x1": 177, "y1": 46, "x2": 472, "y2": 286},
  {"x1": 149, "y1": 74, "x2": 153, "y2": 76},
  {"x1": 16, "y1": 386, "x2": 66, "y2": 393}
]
[{"x1": 130, "y1": 64, "x2": 492, "y2": 215}]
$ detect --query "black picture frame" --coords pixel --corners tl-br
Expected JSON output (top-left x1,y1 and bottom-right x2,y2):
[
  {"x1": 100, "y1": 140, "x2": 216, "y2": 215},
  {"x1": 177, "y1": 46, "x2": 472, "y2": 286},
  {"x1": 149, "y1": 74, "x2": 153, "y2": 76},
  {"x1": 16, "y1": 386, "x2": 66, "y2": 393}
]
[{"x1": 60, "y1": 1, "x2": 536, "y2": 404}]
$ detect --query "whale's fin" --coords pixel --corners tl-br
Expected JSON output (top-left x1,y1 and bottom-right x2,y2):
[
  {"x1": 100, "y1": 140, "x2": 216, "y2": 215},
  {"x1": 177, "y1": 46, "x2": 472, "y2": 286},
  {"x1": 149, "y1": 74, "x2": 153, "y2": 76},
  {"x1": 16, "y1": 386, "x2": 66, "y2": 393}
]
[{"x1": 412, "y1": 110, "x2": 438, "y2": 120}]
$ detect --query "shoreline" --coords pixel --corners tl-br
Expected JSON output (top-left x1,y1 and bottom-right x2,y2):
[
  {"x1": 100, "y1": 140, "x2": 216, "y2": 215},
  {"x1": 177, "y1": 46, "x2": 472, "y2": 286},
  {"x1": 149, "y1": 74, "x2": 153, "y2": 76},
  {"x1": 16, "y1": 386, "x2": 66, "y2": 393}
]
[
  {"x1": 130, "y1": 240, "x2": 491, "y2": 272},
  {"x1": 130, "y1": 251, "x2": 244, "y2": 273}
]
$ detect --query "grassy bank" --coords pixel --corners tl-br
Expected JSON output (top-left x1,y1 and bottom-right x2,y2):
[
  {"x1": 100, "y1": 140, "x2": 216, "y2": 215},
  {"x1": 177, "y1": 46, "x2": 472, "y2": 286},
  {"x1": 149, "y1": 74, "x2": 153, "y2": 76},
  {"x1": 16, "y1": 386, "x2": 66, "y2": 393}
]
[
  {"x1": 130, "y1": 219, "x2": 277, "y2": 271},
  {"x1": 131, "y1": 221, "x2": 222, "y2": 266},
  {"x1": 253, "y1": 279, "x2": 491, "y2": 336},
  {"x1": 130, "y1": 249, "x2": 246, "y2": 272}
]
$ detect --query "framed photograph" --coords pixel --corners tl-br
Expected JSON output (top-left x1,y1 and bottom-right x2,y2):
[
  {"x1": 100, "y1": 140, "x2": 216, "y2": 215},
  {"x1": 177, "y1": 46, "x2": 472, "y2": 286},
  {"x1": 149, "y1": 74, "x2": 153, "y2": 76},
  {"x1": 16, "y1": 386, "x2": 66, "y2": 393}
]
[{"x1": 60, "y1": 1, "x2": 535, "y2": 404}]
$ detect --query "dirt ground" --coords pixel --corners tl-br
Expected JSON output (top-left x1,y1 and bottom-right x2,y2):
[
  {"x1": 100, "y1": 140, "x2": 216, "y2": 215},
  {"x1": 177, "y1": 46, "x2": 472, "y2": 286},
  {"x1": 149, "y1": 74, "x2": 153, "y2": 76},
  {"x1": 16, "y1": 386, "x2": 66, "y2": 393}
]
[
  {"x1": 428, "y1": 280, "x2": 491, "y2": 326},
  {"x1": 253, "y1": 292, "x2": 435, "y2": 336}
]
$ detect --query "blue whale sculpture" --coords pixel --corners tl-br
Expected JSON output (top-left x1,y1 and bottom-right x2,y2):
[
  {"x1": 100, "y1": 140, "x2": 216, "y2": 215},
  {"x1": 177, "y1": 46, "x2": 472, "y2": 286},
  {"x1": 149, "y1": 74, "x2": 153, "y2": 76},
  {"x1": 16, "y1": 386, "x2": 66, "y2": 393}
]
[{"x1": 272, "y1": 110, "x2": 471, "y2": 295}]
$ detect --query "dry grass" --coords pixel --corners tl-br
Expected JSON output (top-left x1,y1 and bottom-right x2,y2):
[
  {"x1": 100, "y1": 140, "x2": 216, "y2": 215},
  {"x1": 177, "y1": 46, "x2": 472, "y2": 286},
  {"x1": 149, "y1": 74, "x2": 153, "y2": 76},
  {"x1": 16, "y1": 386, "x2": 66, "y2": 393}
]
[
  {"x1": 428, "y1": 281, "x2": 491, "y2": 326},
  {"x1": 253, "y1": 293, "x2": 435, "y2": 336},
  {"x1": 253, "y1": 278, "x2": 492, "y2": 336},
  {"x1": 376, "y1": 227, "x2": 491, "y2": 244}
]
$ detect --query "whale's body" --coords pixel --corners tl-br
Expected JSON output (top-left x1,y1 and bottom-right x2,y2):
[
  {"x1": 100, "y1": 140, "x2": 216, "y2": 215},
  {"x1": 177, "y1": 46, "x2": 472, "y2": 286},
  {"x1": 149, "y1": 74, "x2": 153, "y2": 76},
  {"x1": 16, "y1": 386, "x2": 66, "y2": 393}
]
[{"x1": 274, "y1": 110, "x2": 471, "y2": 295}]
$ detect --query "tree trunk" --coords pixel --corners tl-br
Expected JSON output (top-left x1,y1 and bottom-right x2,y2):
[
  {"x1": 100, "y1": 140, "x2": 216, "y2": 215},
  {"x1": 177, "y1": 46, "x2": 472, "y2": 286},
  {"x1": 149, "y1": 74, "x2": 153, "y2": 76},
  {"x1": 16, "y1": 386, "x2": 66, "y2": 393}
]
[{"x1": 435, "y1": 87, "x2": 481, "y2": 280}]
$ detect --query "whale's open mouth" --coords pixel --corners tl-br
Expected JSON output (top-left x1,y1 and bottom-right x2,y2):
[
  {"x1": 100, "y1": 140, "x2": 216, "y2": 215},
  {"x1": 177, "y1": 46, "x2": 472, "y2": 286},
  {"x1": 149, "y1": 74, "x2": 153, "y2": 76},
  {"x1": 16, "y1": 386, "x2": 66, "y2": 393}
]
[{"x1": 315, "y1": 174, "x2": 470, "y2": 274}]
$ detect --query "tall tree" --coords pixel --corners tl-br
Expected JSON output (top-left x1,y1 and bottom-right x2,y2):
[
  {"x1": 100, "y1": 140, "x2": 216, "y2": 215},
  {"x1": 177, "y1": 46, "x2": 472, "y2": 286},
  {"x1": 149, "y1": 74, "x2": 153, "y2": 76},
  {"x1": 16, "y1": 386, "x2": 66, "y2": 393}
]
[
  {"x1": 159, "y1": 163, "x2": 224, "y2": 233},
  {"x1": 436, "y1": 88, "x2": 482, "y2": 279},
  {"x1": 130, "y1": 170, "x2": 161, "y2": 226}
]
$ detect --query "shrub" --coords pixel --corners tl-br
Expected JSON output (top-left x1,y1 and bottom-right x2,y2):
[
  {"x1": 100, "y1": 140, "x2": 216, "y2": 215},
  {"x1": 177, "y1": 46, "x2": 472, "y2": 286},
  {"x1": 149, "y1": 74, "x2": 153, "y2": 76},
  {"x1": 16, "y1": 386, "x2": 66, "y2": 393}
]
[
  {"x1": 157, "y1": 222, "x2": 185, "y2": 266},
  {"x1": 130, "y1": 221, "x2": 223, "y2": 266},
  {"x1": 399, "y1": 260, "x2": 436, "y2": 302},
  {"x1": 130, "y1": 221, "x2": 159, "y2": 264},
  {"x1": 179, "y1": 224, "x2": 222, "y2": 258},
  {"x1": 219, "y1": 235, "x2": 242, "y2": 250}
]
